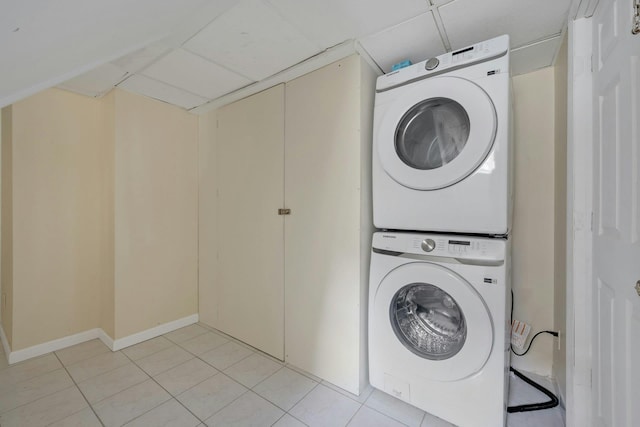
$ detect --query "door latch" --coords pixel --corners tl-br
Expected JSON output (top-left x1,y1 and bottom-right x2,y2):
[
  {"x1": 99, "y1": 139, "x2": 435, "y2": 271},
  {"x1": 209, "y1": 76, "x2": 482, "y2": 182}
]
[{"x1": 278, "y1": 208, "x2": 291, "y2": 215}]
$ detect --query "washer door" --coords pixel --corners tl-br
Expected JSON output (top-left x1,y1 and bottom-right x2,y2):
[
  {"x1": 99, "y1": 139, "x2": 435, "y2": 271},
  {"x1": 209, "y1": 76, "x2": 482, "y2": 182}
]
[
  {"x1": 377, "y1": 76, "x2": 497, "y2": 190},
  {"x1": 373, "y1": 262, "x2": 493, "y2": 381}
]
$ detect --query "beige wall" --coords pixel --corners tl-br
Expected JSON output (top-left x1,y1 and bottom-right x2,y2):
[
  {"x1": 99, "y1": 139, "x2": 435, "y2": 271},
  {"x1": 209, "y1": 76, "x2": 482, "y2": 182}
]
[
  {"x1": 197, "y1": 110, "x2": 218, "y2": 327},
  {"x1": 100, "y1": 91, "x2": 116, "y2": 338},
  {"x1": 10, "y1": 89, "x2": 112, "y2": 350},
  {"x1": 1, "y1": 87, "x2": 198, "y2": 351},
  {"x1": 512, "y1": 68, "x2": 557, "y2": 376},
  {"x1": 553, "y1": 34, "x2": 568, "y2": 399},
  {"x1": 1, "y1": 107, "x2": 14, "y2": 346},
  {"x1": 114, "y1": 89, "x2": 198, "y2": 339}
]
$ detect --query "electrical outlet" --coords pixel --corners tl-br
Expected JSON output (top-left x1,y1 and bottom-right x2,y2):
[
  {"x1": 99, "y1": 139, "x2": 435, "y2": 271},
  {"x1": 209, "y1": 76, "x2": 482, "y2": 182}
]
[
  {"x1": 557, "y1": 330, "x2": 561, "y2": 350},
  {"x1": 511, "y1": 320, "x2": 531, "y2": 351}
]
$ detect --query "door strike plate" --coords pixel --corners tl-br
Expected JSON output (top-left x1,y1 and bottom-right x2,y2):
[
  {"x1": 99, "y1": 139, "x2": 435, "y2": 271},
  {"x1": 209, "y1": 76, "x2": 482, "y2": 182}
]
[{"x1": 278, "y1": 208, "x2": 291, "y2": 215}]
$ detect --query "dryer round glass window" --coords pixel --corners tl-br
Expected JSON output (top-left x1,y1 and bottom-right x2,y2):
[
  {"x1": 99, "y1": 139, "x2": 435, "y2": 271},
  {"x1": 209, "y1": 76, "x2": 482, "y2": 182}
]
[
  {"x1": 390, "y1": 283, "x2": 467, "y2": 360},
  {"x1": 395, "y1": 98, "x2": 470, "y2": 170}
]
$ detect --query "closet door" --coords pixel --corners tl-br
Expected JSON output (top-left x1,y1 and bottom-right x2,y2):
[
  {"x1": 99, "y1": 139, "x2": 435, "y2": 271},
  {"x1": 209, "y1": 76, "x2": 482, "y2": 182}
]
[
  {"x1": 217, "y1": 85, "x2": 284, "y2": 359},
  {"x1": 284, "y1": 56, "x2": 363, "y2": 391}
]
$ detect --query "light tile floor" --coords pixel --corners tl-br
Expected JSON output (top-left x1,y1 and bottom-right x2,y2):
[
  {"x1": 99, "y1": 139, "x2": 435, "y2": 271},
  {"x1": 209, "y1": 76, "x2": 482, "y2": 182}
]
[{"x1": 0, "y1": 324, "x2": 565, "y2": 427}]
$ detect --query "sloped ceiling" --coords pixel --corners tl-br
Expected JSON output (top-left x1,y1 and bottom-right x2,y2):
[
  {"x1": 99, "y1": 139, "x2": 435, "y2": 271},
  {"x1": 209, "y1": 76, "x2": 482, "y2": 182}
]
[{"x1": 1, "y1": 0, "x2": 574, "y2": 111}]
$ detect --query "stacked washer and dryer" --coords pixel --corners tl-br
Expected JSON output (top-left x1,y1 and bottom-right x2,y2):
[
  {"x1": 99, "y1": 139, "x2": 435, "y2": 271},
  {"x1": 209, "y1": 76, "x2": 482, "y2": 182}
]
[{"x1": 368, "y1": 35, "x2": 513, "y2": 427}]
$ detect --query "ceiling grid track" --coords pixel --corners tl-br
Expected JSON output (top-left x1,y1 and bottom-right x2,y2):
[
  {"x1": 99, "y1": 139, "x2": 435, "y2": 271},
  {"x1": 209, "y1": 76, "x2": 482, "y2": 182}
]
[{"x1": 4, "y1": 0, "x2": 575, "y2": 110}]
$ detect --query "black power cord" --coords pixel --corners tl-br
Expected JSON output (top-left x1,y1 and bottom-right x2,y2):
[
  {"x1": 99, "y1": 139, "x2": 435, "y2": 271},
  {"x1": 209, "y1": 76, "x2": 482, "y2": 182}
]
[
  {"x1": 508, "y1": 367, "x2": 560, "y2": 413},
  {"x1": 511, "y1": 330, "x2": 559, "y2": 357},
  {"x1": 507, "y1": 290, "x2": 560, "y2": 413}
]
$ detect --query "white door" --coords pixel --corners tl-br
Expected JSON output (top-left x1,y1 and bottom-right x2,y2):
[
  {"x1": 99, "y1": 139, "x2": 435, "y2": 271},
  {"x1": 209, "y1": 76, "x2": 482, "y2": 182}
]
[
  {"x1": 217, "y1": 85, "x2": 285, "y2": 360},
  {"x1": 591, "y1": 1, "x2": 640, "y2": 425}
]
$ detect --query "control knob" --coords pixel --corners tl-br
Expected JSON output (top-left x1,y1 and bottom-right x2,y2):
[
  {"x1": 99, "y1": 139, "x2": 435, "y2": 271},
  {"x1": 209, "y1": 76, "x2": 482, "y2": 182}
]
[
  {"x1": 421, "y1": 239, "x2": 436, "y2": 252},
  {"x1": 425, "y1": 57, "x2": 439, "y2": 71}
]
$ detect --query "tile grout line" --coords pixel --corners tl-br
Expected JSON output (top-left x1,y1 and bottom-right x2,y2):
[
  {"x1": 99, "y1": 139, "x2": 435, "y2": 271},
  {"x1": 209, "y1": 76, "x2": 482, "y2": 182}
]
[
  {"x1": 364, "y1": 404, "x2": 413, "y2": 427},
  {"x1": 0, "y1": 381, "x2": 75, "y2": 420},
  {"x1": 79, "y1": 367, "x2": 150, "y2": 407},
  {"x1": 195, "y1": 346, "x2": 254, "y2": 373},
  {"x1": 0, "y1": 354, "x2": 62, "y2": 386},
  {"x1": 246, "y1": 364, "x2": 286, "y2": 391},
  {"x1": 52, "y1": 352, "x2": 106, "y2": 427},
  {"x1": 254, "y1": 367, "x2": 321, "y2": 413},
  {"x1": 343, "y1": 400, "x2": 365, "y2": 427},
  {"x1": 281, "y1": 382, "x2": 320, "y2": 426},
  {"x1": 64, "y1": 349, "x2": 132, "y2": 385},
  {"x1": 163, "y1": 327, "x2": 210, "y2": 346},
  {"x1": 418, "y1": 411, "x2": 427, "y2": 426},
  {"x1": 195, "y1": 323, "x2": 285, "y2": 364},
  {"x1": 121, "y1": 337, "x2": 272, "y2": 426},
  {"x1": 321, "y1": 381, "x2": 371, "y2": 405},
  {"x1": 181, "y1": 343, "x2": 309, "y2": 423},
  {"x1": 120, "y1": 348, "x2": 204, "y2": 425}
]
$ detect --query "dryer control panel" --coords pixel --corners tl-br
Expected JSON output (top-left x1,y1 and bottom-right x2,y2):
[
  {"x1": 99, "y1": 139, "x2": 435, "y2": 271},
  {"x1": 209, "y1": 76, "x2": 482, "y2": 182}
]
[
  {"x1": 376, "y1": 34, "x2": 509, "y2": 92},
  {"x1": 372, "y1": 231, "x2": 506, "y2": 262}
]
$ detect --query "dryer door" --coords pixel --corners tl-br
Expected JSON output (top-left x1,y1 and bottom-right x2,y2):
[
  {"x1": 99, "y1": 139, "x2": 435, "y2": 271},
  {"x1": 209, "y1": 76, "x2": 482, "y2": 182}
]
[
  {"x1": 373, "y1": 261, "x2": 493, "y2": 381},
  {"x1": 376, "y1": 76, "x2": 497, "y2": 190}
]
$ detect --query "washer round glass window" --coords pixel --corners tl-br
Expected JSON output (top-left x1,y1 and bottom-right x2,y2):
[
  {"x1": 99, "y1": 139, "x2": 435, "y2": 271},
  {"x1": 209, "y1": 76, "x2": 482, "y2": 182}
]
[
  {"x1": 395, "y1": 98, "x2": 470, "y2": 170},
  {"x1": 390, "y1": 283, "x2": 467, "y2": 360}
]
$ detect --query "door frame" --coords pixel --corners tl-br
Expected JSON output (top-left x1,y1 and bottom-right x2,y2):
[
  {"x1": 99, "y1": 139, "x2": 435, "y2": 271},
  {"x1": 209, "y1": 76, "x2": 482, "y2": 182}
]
[{"x1": 566, "y1": 16, "x2": 594, "y2": 427}]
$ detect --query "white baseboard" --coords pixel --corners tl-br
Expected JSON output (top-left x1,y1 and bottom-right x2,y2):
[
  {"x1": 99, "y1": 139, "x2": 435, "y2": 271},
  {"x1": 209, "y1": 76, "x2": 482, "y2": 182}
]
[
  {"x1": 2, "y1": 313, "x2": 198, "y2": 364},
  {"x1": 98, "y1": 329, "x2": 115, "y2": 351},
  {"x1": 8, "y1": 328, "x2": 103, "y2": 364},
  {"x1": 111, "y1": 314, "x2": 199, "y2": 351},
  {"x1": 0, "y1": 324, "x2": 11, "y2": 363}
]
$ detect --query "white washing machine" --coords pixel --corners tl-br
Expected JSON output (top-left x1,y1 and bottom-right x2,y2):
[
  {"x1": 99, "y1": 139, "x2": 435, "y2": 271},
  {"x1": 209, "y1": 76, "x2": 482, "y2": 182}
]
[
  {"x1": 373, "y1": 35, "x2": 512, "y2": 235},
  {"x1": 368, "y1": 231, "x2": 511, "y2": 427}
]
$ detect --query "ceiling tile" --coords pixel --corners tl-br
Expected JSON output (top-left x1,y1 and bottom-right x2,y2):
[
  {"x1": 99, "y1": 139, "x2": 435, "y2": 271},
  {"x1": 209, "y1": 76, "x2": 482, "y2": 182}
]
[
  {"x1": 184, "y1": 0, "x2": 321, "y2": 81},
  {"x1": 438, "y1": 0, "x2": 571, "y2": 50},
  {"x1": 267, "y1": 0, "x2": 432, "y2": 47},
  {"x1": 118, "y1": 74, "x2": 208, "y2": 110},
  {"x1": 359, "y1": 12, "x2": 446, "y2": 73},
  {"x1": 141, "y1": 49, "x2": 252, "y2": 99},
  {"x1": 110, "y1": 43, "x2": 172, "y2": 75},
  {"x1": 0, "y1": 0, "x2": 218, "y2": 108},
  {"x1": 57, "y1": 63, "x2": 128, "y2": 97},
  {"x1": 510, "y1": 36, "x2": 560, "y2": 76}
]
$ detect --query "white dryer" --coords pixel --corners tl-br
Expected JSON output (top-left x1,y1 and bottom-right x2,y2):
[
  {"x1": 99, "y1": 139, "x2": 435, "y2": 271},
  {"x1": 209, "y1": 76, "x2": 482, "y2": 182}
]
[
  {"x1": 373, "y1": 35, "x2": 512, "y2": 235},
  {"x1": 368, "y1": 231, "x2": 510, "y2": 427}
]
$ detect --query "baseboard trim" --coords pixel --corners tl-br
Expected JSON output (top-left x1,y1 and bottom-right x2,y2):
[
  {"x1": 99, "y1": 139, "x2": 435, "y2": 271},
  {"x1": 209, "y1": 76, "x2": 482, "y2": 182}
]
[
  {"x1": 0, "y1": 324, "x2": 11, "y2": 363},
  {"x1": 97, "y1": 329, "x2": 115, "y2": 351},
  {"x1": 8, "y1": 328, "x2": 103, "y2": 364},
  {"x1": 2, "y1": 313, "x2": 198, "y2": 364},
  {"x1": 111, "y1": 314, "x2": 199, "y2": 351}
]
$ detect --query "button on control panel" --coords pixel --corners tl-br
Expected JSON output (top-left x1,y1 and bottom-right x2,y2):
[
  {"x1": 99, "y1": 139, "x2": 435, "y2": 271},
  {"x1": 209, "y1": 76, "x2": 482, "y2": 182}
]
[
  {"x1": 424, "y1": 57, "x2": 439, "y2": 71},
  {"x1": 421, "y1": 238, "x2": 436, "y2": 252}
]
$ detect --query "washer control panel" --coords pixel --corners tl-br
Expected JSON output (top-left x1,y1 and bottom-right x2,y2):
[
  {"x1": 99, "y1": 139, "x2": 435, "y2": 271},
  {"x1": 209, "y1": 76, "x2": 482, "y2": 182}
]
[
  {"x1": 421, "y1": 238, "x2": 436, "y2": 252},
  {"x1": 372, "y1": 232, "x2": 506, "y2": 262}
]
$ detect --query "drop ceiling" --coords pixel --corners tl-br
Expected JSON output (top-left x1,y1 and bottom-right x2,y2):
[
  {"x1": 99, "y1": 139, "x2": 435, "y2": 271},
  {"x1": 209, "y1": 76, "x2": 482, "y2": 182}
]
[{"x1": 1, "y1": 0, "x2": 575, "y2": 111}]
